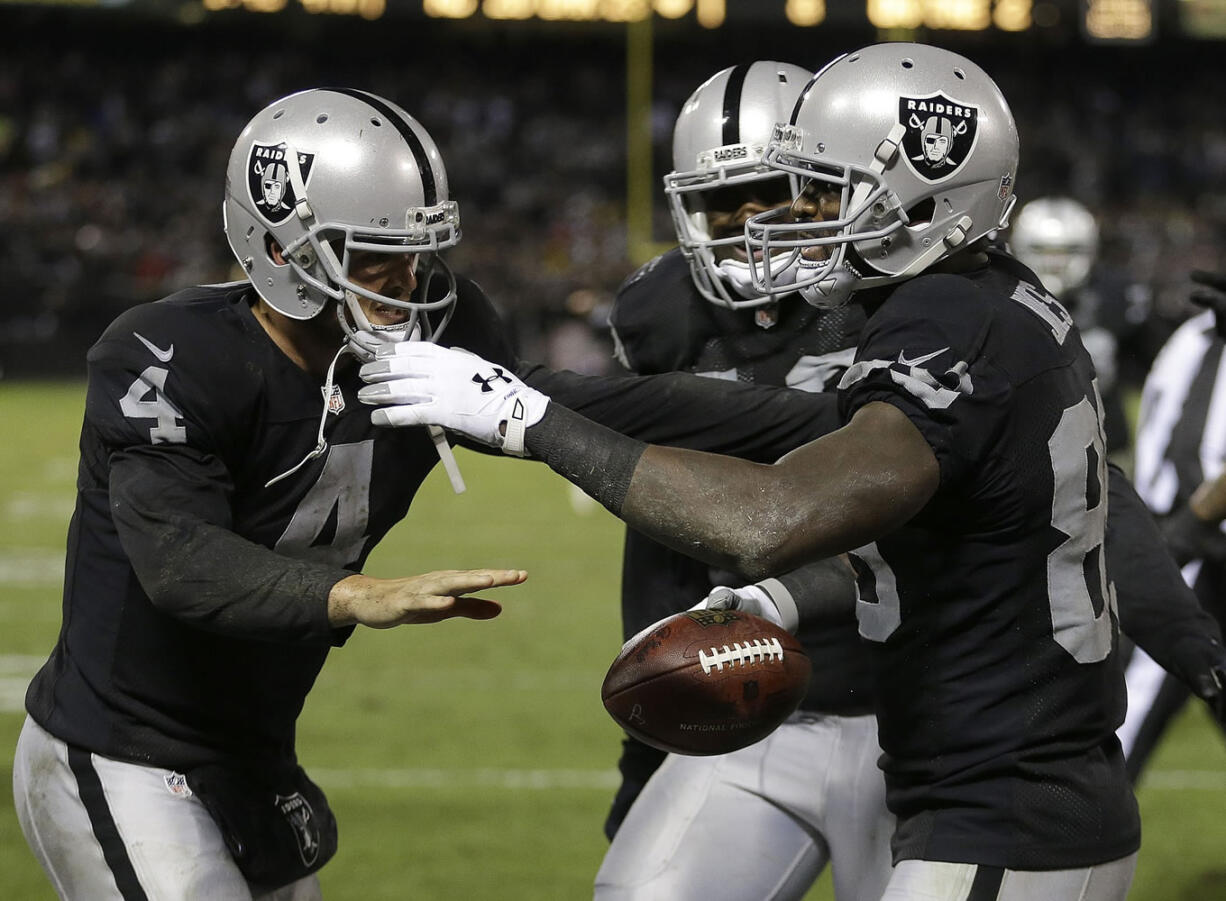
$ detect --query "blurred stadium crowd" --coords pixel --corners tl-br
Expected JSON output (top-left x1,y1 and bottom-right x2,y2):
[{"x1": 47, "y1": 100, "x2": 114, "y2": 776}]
[{"x1": 3, "y1": 13, "x2": 1226, "y2": 385}]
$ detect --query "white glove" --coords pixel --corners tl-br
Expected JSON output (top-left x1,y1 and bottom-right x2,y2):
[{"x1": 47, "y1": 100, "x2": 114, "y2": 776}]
[
  {"x1": 618, "y1": 583, "x2": 790, "y2": 658},
  {"x1": 691, "y1": 584, "x2": 788, "y2": 631},
  {"x1": 357, "y1": 342, "x2": 549, "y2": 456}
]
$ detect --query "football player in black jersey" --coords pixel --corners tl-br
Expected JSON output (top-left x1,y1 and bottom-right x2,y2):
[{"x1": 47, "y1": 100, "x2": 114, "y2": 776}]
[
  {"x1": 12, "y1": 86, "x2": 860, "y2": 900},
  {"x1": 594, "y1": 62, "x2": 893, "y2": 901},
  {"x1": 10, "y1": 88, "x2": 537, "y2": 899},
  {"x1": 356, "y1": 44, "x2": 1167, "y2": 900}
]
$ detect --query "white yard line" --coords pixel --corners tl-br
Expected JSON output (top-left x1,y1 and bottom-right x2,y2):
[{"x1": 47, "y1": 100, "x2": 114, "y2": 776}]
[
  {"x1": 311, "y1": 767, "x2": 620, "y2": 790},
  {"x1": 0, "y1": 655, "x2": 45, "y2": 713},
  {"x1": 1139, "y1": 770, "x2": 1226, "y2": 791},
  {"x1": 0, "y1": 549, "x2": 64, "y2": 587},
  {"x1": 308, "y1": 766, "x2": 1226, "y2": 792},
  {"x1": 4, "y1": 492, "x2": 75, "y2": 522}
]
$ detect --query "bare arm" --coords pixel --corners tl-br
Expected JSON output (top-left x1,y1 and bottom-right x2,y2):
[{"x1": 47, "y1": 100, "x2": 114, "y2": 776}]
[{"x1": 528, "y1": 400, "x2": 939, "y2": 581}]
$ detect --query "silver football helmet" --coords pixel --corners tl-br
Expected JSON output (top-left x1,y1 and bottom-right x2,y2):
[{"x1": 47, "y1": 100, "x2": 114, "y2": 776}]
[
  {"x1": 664, "y1": 61, "x2": 812, "y2": 309},
  {"x1": 222, "y1": 88, "x2": 460, "y2": 348},
  {"x1": 745, "y1": 43, "x2": 1020, "y2": 308},
  {"x1": 1010, "y1": 197, "x2": 1099, "y2": 297}
]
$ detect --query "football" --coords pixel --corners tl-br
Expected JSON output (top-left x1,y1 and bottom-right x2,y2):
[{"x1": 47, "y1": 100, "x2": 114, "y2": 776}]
[{"x1": 601, "y1": 609, "x2": 811, "y2": 756}]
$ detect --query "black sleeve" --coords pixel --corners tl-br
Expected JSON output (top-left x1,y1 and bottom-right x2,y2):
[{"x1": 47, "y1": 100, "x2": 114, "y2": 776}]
[
  {"x1": 518, "y1": 362, "x2": 839, "y2": 462},
  {"x1": 758, "y1": 557, "x2": 859, "y2": 630},
  {"x1": 110, "y1": 444, "x2": 352, "y2": 644},
  {"x1": 440, "y1": 274, "x2": 521, "y2": 370},
  {"x1": 1108, "y1": 462, "x2": 1226, "y2": 687}
]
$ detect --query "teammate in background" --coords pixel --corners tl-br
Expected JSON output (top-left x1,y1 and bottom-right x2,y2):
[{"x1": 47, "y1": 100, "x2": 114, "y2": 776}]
[
  {"x1": 357, "y1": 44, "x2": 1163, "y2": 899},
  {"x1": 594, "y1": 62, "x2": 892, "y2": 901},
  {"x1": 1009, "y1": 196, "x2": 1132, "y2": 453},
  {"x1": 12, "y1": 86, "x2": 853, "y2": 900},
  {"x1": 1122, "y1": 268, "x2": 1226, "y2": 781}
]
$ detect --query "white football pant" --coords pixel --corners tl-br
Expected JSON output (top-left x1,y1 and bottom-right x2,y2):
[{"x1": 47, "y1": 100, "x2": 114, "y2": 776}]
[
  {"x1": 13, "y1": 716, "x2": 322, "y2": 901},
  {"x1": 595, "y1": 712, "x2": 893, "y2": 901},
  {"x1": 879, "y1": 855, "x2": 1136, "y2": 901}
]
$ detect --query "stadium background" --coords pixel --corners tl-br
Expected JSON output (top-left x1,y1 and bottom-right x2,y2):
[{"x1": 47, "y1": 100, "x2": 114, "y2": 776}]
[{"x1": 2, "y1": 1, "x2": 1226, "y2": 898}]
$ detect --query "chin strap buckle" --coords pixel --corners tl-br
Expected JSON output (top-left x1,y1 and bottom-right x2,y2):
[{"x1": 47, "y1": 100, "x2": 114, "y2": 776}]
[
  {"x1": 944, "y1": 215, "x2": 974, "y2": 248},
  {"x1": 872, "y1": 123, "x2": 906, "y2": 172}
]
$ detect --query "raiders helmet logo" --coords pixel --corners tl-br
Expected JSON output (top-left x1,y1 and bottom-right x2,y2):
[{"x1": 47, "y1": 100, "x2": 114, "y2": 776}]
[
  {"x1": 898, "y1": 93, "x2": 979, "y2": 183},
  {"x1": 275, "y1": 792, "x2": 321, "y2": 866},
  {"x1": 248, "y1": 142, "x2": 316, "y2": 225}
]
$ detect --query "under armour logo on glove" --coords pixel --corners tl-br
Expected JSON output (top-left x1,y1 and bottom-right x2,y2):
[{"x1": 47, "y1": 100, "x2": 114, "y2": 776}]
[
  {"x1": 356, "y1": 342, "x2": 550, "y2": 456},
  {"x1": 472, "y1": 368, "x2": 513, "y2": 392}
]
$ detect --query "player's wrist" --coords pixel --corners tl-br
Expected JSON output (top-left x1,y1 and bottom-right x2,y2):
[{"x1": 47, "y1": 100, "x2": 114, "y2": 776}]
[
  {"x1": 327, "y1": 573, "x2": 372, "y2": 627},
  {"x1": 499, "y1": 388, "x2": 548, "y2": 457},
  {"x1": 752, "y1": 580, "x2": 800, "y2": 633},
  {"x1": 525, "y1": 404, "x2": 645, "y2": 516}
]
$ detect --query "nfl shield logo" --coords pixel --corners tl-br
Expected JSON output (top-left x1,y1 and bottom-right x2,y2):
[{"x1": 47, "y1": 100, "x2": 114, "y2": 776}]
[
  {"x1": 248, "y1": 142, "x2": 315, "y2": 225},
  {"x1": 323, "y1": 384, "x2": 345, "y2": 415},
  {"x1": 898, "y1": 93, "x2": 979, "y2": 183}
]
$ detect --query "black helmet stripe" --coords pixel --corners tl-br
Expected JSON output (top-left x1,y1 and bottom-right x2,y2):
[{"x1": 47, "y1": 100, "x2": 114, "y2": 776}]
[
  {"x1": 721, "y1": 63, "x2": 750, "y2": 147},
  {"x1": 322, "y1": 87, "x2": 438, "y2": 207}
]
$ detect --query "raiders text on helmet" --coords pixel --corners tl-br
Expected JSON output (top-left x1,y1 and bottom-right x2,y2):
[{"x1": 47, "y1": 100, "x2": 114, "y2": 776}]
[
  {"x1": 744, "y1": 43, "x2": 1020, "y2": 309},
  {"x1": 222, "y1": 88, "x2": 461, "y2": 347},
  {"x1": 664, "y1": 61, "x2": 813, "y2": 310}
]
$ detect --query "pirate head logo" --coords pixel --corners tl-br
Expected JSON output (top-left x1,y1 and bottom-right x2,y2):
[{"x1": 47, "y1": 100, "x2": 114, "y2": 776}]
[
  {"x1": 248, "y1": 142, "x2": 315, "y2": 225},
  {"x1": 275, "y1": 792, "x2": 321, "y2": 867},
  {"x1": 898, "y1": 93, "x2": 979, "y2": 183}
]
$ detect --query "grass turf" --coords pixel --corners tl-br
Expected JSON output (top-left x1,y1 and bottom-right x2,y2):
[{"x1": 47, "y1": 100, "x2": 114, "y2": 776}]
[{"x1": 0, "y1": 381, "x2": 1223, "y2": 899}]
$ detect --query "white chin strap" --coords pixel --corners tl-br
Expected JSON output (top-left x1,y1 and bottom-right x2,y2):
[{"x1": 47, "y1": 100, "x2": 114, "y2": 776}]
[
  {"x1": 717, "y1": 254, "x2": 799, "y2": 299},
  {"x1": 338, "y1": 290, "x2": 466, "y2": 494},
  {"x1": 715, "y1": 258, "x2": 765, "y2": 300}
]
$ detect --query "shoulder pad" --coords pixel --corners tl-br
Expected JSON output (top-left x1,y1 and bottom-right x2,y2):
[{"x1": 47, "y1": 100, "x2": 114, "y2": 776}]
[{"x1": 610, "y1": 249, "x2": 714, "y2": 374}]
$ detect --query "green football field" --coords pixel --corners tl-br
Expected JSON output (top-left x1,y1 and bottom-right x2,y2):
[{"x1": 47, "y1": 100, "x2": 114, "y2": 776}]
[{"x1": 1, "y1": 381, "x2": 1224, "y2": 900}]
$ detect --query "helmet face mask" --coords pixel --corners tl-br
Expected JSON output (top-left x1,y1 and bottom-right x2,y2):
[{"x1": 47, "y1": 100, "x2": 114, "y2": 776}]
[
  {"x1": 223, "y1": 88, "x2": 461, "y2": 349},
  {"x1": 745, "y1": 44, "x2": 1020, "y2": 309},
  {"x1": 663, "y1": 61, "x2": 813, "y2": 310}
]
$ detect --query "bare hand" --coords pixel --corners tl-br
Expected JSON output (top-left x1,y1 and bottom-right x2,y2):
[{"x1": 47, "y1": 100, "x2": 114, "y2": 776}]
[{"x1": 328, "y1": 569, "x2": 527, "y2": 628}]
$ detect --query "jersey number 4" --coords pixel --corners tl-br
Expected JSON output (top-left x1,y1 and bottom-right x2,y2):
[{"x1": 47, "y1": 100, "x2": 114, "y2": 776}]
[{"x1": 119, "y1": 366, "x2": 187, "y2": 444}]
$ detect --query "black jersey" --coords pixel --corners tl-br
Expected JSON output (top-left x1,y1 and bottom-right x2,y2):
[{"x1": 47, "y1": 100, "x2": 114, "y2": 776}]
[
  {"x1": 608, "y1": 249, "x2": 874, "y2": 715},
  {"x1": 25, "y1": 277, "x2": 513, "y2": 772},
  {"x1": 839, "y1": 251, "x2": 1139, "y2": 868}
]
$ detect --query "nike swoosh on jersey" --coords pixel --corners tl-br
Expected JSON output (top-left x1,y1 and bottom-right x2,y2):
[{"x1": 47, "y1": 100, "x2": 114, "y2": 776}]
[
  {"x1": 133, "y1": 332, "x2": 175, "y2": 362},
  {"x1": 896, "y1": 347, "x2": 949, "y2": 368}
]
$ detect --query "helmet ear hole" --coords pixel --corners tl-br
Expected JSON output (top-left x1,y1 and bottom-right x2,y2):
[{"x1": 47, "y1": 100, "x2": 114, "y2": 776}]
[
  {"x1": 264, "y1": 233, "x2": 288, "y2": 266},
  {"x1": 905, "y1": 198, "x2": 936, "y2": 227}
]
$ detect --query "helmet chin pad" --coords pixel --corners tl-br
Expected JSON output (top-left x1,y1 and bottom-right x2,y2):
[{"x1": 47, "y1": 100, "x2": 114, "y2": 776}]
[{"x1": 715, "y1": 258, "x2": 769, "y2": 300}]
